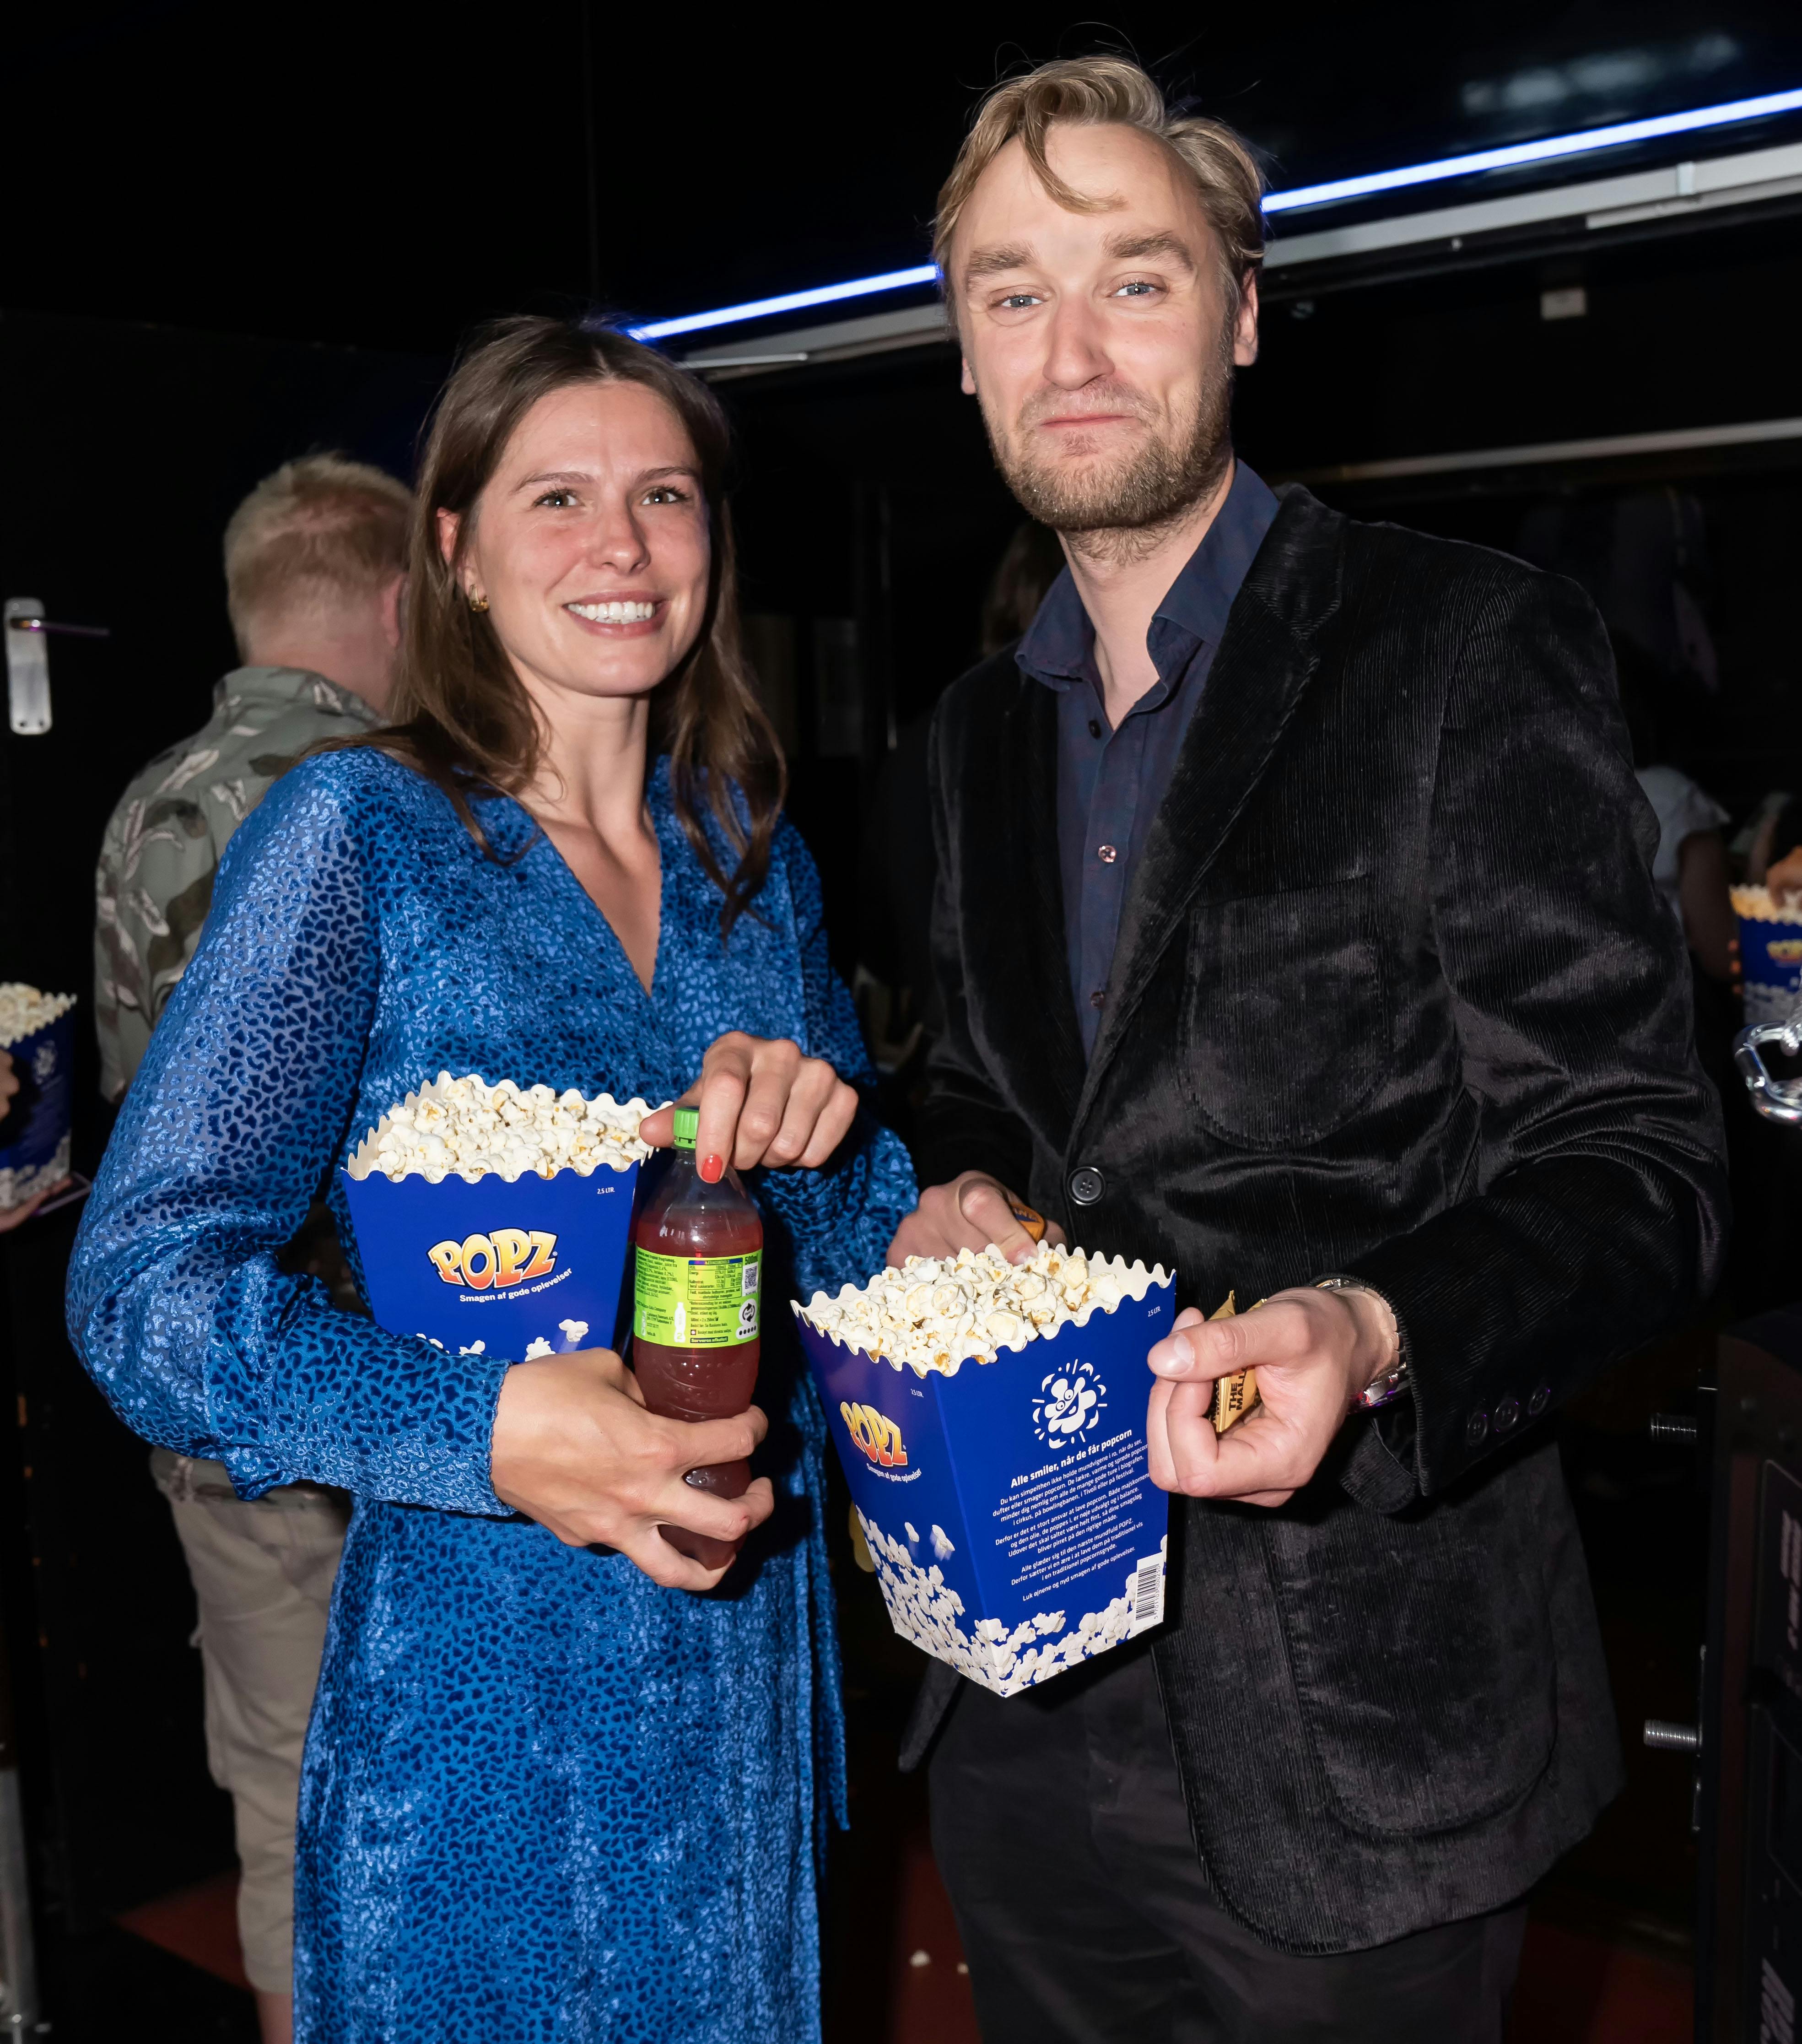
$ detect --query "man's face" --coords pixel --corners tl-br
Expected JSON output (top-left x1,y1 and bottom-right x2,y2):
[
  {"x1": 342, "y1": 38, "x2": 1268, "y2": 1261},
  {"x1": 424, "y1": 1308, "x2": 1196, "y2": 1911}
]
[{"x1": 950, "y1": 123, "x2": 1259, "y2": 541}]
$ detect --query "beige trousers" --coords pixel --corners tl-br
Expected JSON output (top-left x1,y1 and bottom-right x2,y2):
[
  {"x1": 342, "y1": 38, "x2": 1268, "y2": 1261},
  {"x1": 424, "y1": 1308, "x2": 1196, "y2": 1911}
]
[{"x1": 151, "y1": 1449, "x2": 349, "y2": 1995}]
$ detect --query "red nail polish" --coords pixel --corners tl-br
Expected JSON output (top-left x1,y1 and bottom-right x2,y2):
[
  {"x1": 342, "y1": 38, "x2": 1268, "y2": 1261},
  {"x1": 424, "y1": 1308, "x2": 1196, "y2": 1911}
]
[{"x1": 700, "y1": 1154, "x2": 724, "y2": 1184}]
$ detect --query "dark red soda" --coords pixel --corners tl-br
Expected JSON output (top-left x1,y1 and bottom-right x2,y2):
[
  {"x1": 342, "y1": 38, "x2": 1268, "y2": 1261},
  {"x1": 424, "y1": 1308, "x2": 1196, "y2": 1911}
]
[{"x1": 630, "y1": 1106, "x2": 762, "y2": 1569}]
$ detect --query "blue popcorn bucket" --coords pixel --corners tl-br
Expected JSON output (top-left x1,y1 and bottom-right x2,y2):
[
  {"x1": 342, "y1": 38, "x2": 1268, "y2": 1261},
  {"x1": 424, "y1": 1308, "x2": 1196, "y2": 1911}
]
[
  {"x1": 1739, "y1": 899, "x2": 1802, "y2": 1027},
  {"x1": 342, "y1": 1160, "x2": 641, "y2": 1363},
  {"x1": 0, "y1": 999, "x2": 75, "y2": 1211},
  {"x1": 796, "y1": 1276, "x2": 1174, "y2": 1696}
]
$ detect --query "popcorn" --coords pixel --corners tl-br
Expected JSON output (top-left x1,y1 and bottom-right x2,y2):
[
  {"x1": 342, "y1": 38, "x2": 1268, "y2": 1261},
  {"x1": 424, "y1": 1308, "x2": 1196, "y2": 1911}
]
[
  {"x1": 0, "y1": 984, "x2": 76, "y2": 1050},
  {"x1": 344, "y1": 1072, "x2": 655, "y2": 1185},
  {"x1": 797, "y1": 1239, "x2": 1171, "y2": 1378},
  {"x1": 1733, "y1": 884, "x2": 1802, "y2": 919}
]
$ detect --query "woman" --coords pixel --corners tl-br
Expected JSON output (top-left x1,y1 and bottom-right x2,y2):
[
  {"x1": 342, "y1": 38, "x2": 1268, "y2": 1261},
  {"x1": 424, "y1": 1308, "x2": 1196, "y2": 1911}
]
[{"x1": 67, "y1": 317, "x2": 914, "y2": 2041}]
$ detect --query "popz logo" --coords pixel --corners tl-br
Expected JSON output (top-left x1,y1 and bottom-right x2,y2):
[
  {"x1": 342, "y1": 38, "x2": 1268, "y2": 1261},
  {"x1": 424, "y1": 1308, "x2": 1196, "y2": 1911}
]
[
  {"x1": 840, "y1": 1401, "x2": 907, "y2": 1468},
  {"x1": 1032, "y1": 1358, "x2": 1106, "y2": 1446},
  {"x1": 427, "y1": 1229, "x2": 558, "y2": 1290}
]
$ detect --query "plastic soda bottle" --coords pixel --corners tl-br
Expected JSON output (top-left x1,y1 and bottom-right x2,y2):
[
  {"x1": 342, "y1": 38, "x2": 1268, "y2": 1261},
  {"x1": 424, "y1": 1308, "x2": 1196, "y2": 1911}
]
[{"x1": 631, "y1": 1104, "x2": 762, "y2": 1568}]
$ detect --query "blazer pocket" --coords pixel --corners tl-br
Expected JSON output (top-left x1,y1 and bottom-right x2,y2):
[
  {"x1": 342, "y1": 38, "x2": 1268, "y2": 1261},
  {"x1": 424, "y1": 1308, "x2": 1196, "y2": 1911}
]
[
  {"x1": 1262, "y1": 1469, "x2": 1558, "y2": 1837},
  {"x1": 1178, "y1": 877, "x2": 1388, "y2": 1147}
]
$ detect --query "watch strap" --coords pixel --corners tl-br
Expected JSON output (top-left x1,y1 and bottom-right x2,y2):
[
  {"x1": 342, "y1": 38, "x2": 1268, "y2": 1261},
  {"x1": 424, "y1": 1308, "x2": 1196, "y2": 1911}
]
[{"x1": 1314, "y1": 1275, "x2": 1410, "y2": 1411}]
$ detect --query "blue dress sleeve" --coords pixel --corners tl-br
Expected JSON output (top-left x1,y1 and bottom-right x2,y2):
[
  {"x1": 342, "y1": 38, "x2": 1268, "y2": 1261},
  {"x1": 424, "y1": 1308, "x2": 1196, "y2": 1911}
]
[
  {"x1": 65, "y1": 760, "x2": 511, "y2": 1512},
  {"x1": 755, "y1": 822, "x2": 916, "y2": 1300}
]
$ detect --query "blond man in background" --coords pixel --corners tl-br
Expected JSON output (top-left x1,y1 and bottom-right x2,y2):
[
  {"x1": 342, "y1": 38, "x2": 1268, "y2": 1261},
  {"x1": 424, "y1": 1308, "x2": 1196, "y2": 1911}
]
[{"x1": 93, "y1": 453, "x2": 409, "y2": 2044}]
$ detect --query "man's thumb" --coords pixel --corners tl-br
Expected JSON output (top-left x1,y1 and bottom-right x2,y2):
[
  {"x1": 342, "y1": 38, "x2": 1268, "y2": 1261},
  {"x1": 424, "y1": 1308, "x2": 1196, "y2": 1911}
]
[{"x1": 958, "y1": 1179, "x2": 1041, "y2": 1264}]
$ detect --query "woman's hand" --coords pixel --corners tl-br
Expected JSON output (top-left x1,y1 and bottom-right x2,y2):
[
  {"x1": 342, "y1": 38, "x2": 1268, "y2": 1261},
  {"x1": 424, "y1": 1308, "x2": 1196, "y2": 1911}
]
[
  {"x1": 639, "y1": 1032, "x2": 856, "y2": 1183},
  {"x1": 490, "y1": 1346, "x2": 774, "y2": 1591}
]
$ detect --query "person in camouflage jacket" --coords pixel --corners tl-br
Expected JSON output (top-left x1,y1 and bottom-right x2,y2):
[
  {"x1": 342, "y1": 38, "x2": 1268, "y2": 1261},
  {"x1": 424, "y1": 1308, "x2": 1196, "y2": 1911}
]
[{"x1": 95, "y1": 665, "x2": 384, "y2": 1098}]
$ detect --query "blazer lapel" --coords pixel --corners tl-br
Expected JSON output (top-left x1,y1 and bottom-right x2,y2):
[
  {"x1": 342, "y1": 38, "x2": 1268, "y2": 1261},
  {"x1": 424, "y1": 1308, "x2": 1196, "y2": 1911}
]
[
  {"x1": 1004, "y1": 673, "x2": 1087, "y2": 1139},
  {"x1": 1073, "y1": 488, "x2": 1347, "y2": 1130}
]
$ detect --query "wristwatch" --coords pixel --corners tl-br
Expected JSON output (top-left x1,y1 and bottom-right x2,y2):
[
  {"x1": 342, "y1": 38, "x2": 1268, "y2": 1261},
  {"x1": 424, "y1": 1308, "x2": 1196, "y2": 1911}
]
[{"x1": 1314, "y1": 1274, "x2": 1411, "y2": 1412}]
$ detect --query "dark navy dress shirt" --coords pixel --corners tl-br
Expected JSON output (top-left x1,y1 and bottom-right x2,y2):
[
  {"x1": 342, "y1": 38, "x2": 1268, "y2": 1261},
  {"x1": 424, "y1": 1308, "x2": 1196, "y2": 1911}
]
[{"x1": 1014, "y1": 461, "x2": 1281, "y2": 1057}]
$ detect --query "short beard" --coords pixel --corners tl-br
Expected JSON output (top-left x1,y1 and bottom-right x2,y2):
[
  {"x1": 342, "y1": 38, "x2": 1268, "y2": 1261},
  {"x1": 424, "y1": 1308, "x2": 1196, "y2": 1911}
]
[{"x1": 985, "y1": 330, "x2": 1236, "y2": 568}]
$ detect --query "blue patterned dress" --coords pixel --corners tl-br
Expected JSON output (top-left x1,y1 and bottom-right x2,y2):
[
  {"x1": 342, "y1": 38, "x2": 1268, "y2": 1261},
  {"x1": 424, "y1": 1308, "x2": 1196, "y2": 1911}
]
[{"x1": 66, "y1": 747, "x2": 914, "y2": 2042}]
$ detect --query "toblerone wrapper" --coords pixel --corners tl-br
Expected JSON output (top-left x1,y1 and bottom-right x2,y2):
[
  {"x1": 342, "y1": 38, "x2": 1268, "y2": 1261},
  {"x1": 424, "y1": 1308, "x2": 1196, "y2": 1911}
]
[
  {"x1": 1206, "y1": 1292, "x2": 1260, "y2": 1435},
  {"x1": 1012, "y1": 1205, "x2": 1258, "y2": 1438}
]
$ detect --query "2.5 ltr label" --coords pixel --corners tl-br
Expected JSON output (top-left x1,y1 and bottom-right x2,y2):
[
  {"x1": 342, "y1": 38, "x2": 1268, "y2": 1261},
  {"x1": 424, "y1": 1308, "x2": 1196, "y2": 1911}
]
[{"x1": 633, "y1": 1249, "x2": 761, "y2": 1347}]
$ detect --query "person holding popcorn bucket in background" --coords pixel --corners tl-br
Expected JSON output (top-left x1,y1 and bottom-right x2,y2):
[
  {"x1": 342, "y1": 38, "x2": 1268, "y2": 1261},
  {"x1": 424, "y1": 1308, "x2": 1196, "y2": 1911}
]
[{"x1": 66, "y1": 317, "x2": 913, "y2": 2044}]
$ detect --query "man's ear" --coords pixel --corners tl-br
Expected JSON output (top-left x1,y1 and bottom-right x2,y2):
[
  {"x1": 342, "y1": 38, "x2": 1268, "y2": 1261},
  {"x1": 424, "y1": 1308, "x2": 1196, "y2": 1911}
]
[
  {"x1": 1233, "y1": 272, "x2": 1261, "y2": 369},
  {"x1": 960, "y1": 354, "x2": 977, "y2": 396},
  {"x1": 381, "y1": 572, "x2": 405, "y2": 649}
]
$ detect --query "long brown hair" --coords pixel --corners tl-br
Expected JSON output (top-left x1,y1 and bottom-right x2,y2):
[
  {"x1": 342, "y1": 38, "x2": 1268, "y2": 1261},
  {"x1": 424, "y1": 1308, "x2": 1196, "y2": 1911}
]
[{"x1": 344, "y1": 315, "x2": 783, "y2": 935}]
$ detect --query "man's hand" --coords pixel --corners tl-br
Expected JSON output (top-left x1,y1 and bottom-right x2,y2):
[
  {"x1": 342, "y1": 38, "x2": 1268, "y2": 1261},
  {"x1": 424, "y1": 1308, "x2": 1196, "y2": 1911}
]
[
  {"x1": 887, "y1": 1170, "x2": 1067, "y2": 1268},
  {"x1": 639, "y1": 1032, "x2": 856, "y2": 1183},
  {"x1": 490, "y1": 1346, "x2": 774, "y2": 1591},
  {"x1": 1146, "y1": 1287, "x2": 1398, "y2": 1508}
]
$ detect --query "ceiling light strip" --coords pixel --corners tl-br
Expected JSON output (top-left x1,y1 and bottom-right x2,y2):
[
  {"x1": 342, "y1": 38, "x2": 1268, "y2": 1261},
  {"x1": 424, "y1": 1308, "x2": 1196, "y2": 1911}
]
[
  {"x1": 627, "y1": 85, "x2": 1802, "y2": 341},
  {"x1": 1262, "y1": 85, "x2": 1802, "y2": 212}
]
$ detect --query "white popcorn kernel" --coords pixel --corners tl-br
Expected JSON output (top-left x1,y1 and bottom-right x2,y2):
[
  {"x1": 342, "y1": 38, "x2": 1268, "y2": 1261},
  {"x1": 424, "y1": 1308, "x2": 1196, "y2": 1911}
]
[
  {"x1": 346, "y1": 1074, "x2": 662, "y2": 1184},
  {"x1": 523, "y1": 1336, "x2": 553, "y2": 1359},
  {"x1": 794, "y1": 1235, "x2": 1172, "y2": 1378}
]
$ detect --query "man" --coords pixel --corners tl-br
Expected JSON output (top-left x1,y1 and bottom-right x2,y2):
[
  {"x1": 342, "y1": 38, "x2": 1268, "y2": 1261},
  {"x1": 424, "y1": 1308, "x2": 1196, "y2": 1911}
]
[
  {"x1": 890, "y1": 56, "x2": 1727, "y2": 2042},
  {"x1": 94, "y1": 453, "x2": 409, "y2": 2044}
]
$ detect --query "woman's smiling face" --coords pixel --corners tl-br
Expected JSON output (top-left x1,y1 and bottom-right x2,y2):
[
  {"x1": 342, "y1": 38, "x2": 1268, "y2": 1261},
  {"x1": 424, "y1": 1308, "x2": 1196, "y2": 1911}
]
[{"x1": 443, "y1": 378, "x2": 712, "y2": 707}]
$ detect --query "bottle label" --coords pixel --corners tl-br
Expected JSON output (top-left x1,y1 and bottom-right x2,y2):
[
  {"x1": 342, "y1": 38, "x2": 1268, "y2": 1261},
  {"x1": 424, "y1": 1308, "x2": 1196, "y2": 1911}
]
[{"x1": 634, "y1": 1248, "x2": 761, "y2": 1347}]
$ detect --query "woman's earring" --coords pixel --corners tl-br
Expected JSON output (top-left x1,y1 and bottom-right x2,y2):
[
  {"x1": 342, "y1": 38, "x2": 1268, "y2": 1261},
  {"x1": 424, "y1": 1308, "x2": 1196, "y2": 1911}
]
[{"x1": 468, "y1": 591, "x2": 489, "y2": 614}]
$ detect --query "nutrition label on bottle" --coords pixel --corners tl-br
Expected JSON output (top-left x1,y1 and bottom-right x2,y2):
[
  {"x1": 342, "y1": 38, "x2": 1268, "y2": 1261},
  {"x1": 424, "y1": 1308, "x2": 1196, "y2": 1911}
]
[{"x1": 634, "y1": 1249, "x2": 761, "y2": 1346}]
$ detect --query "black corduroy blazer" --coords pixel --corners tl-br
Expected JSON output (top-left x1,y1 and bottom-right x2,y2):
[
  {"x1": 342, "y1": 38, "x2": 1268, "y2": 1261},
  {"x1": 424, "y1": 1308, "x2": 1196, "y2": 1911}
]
[{"x1": 905, "y1": 484, "x2": 1729, "y2": 1952}]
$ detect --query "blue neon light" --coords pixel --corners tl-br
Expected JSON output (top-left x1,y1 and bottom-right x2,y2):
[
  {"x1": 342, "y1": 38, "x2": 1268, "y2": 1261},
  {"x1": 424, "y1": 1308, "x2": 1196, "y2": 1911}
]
[
  {"x1": 629, "y1": 85, "x2": 1802, "y2": 342},
  {"x1": 627, "y1": 265, "x2": 939, "y2": 341},
  {"x1": 1262, "y1": 84, "x2": 1802, "y2": 212}
]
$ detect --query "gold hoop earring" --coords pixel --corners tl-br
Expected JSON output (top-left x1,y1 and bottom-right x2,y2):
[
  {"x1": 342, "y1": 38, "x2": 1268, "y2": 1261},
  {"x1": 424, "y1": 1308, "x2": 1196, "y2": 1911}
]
[{"x1": 468, "y1": 592, "x2": 489, "y2": 613}]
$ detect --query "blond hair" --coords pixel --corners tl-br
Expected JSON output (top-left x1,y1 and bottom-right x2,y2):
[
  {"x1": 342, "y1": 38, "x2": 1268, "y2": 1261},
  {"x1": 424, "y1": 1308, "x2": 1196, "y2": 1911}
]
[
  {"x1": 933, "y1": 56, "x2": 1265, "y2": 330},
  {"x1": 223, "y1": 453, "x2": 412, "y2": 656}
]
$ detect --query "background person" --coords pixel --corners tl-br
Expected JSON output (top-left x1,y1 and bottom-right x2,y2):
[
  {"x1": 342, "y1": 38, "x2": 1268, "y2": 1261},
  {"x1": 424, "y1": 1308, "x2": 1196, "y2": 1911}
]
[
  {"x1": 91, "y1": 452, "x2": 409, "y2": 2044},
  {"x1": 95, "y1": 454, "x2": 408, "y2": 1100},
  {"x1": 70, "y1": 317, "x2": 912, "y2": 2043},
  {"x1": 890, "y1": 58, "x2": 1726, "y2": 2043}
]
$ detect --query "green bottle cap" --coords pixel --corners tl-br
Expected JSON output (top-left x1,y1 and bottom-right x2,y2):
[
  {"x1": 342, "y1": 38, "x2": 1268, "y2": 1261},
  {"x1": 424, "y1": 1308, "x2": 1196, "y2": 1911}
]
[{"x1": 672, "y1": 1105, "x2": 700, "y2": 1150}]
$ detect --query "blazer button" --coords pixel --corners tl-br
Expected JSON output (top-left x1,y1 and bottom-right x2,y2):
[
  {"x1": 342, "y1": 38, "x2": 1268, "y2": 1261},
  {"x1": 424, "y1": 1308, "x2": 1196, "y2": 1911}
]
[
  {"x1": 1068, "y1": 1166, "x2": 1105, "y2": 1206},
  {"x1": 1528, "y1": 1385, "x2": 1551, "y2": 1417},
  {"x1": 1495, "y1": 1395, "x2": 1520, "y2": 1431},
  {"x1": 1465, "y1": 1411, "x2": 1489, "y2": 1447}
]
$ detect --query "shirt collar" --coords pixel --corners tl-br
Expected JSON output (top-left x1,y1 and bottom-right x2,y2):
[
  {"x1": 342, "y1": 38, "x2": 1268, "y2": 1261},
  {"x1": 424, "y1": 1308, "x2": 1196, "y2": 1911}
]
[
  {"x1": 212, "y1": 664, "x2": 382, "y2": 727},
  {"x1": 1016, "y1": 460, "x2": 1280, "y2": 696}
]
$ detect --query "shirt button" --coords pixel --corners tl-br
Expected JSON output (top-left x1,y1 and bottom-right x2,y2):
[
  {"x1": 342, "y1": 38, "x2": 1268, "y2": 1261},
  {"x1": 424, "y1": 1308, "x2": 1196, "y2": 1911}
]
[
  {"x1": 1097, "y1": 844, "x2": 1118, "y2": 864},
  {"x1": 1087, "y1": 719, "x2": 1102, "y2": 739},
  {"x1": 1528, "y1": 1385, "x2": 1551, "y2": 1417},
  {"x1": 1068, "y1": 1166, "x2": 1105, "y2": 1206},
  {"x1": 1089, "y1": 989, "x2": 1106, "y2": 1009},
  {"x1": 1465, "y1": 1411, "x2": 1489, "y2": 1447},
  {"x1": 1495, "y1": 1395, "x2": 1520, "y2": 1431}
]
